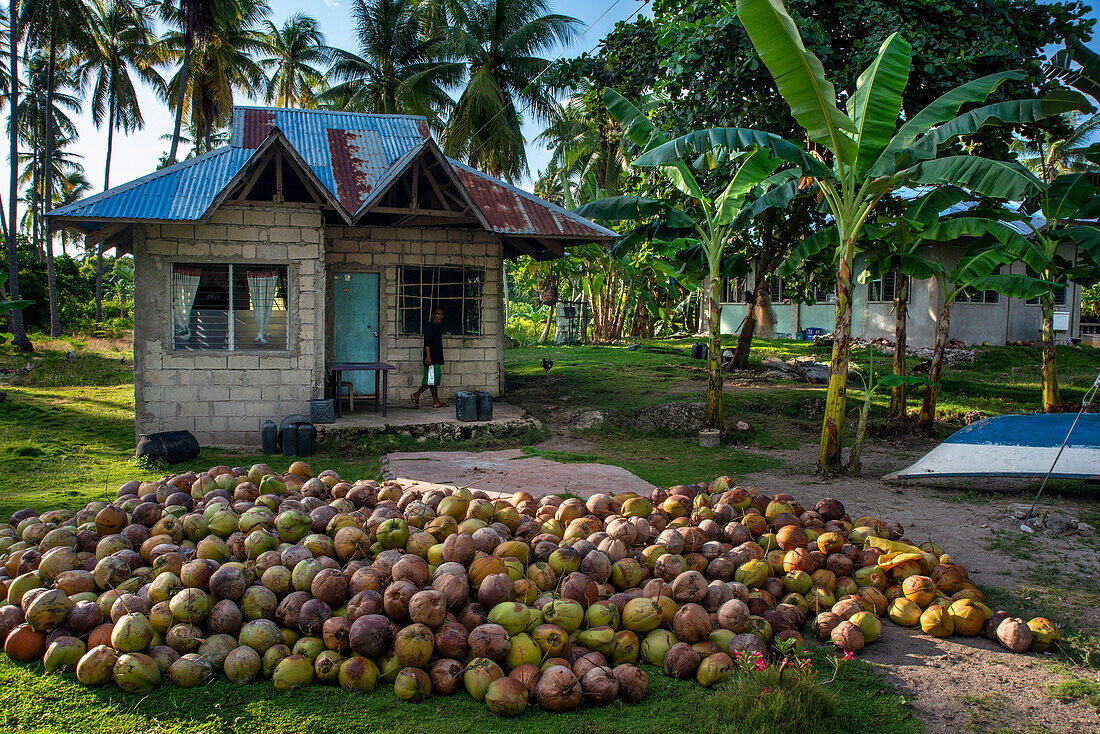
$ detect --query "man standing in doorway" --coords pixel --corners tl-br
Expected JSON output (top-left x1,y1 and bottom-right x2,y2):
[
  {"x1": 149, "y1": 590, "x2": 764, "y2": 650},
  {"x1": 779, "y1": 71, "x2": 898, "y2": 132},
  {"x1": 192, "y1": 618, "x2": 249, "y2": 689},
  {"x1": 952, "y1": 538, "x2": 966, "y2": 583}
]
[{"x1": 412, "y1": 306, "x2": 448, "y2": 408}]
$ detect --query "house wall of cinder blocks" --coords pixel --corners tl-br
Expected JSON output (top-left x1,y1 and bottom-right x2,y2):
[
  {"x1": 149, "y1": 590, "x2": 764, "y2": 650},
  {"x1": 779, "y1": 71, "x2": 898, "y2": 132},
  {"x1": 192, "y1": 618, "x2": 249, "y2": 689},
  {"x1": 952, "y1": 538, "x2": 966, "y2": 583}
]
[{"x1": 133, "y1": 204, "x2": 505, "y2": 448}]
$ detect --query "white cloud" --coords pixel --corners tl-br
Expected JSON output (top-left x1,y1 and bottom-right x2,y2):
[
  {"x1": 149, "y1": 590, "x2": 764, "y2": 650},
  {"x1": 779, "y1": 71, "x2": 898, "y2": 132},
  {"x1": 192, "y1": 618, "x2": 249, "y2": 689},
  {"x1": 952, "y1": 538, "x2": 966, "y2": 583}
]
[{"x1": 322, "y1": 0, "x2": 339, "y2": 6}]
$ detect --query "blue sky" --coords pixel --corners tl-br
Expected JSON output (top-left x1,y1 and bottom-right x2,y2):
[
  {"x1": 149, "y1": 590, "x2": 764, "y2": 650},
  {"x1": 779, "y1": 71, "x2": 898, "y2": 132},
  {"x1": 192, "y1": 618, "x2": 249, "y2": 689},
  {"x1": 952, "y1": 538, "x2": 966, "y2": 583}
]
[
  {"x1": 17, "y1": 0, "x2": 1100, "y2": 250},
  {"x1": 29, "y1": 0, "x2": 649, "y2": 219}
]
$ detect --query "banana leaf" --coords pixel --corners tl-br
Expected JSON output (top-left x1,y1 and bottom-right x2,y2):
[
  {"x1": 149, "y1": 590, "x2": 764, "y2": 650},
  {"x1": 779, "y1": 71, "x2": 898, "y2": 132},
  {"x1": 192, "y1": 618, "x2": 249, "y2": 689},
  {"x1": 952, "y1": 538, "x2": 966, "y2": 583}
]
[
  {"x1": 869, "y1": 71, "x2": 1024, "y2": 176},
  {"x1": 846, "y1": 33, "x2": 912, "y2": 180},
  {"x1": 603, "y1": 89, "x2": 704, "y2": 201},
  {"x1": 633, "y1": 127, "x2": 831, "y2": 178},
  {"x1": 736, "y1": 0, "x2": 856, "y2": 162},
  {"x1": 904, "y1": 156, "x2": 1044, "y2": 202},
  {"x1": 776, "y1": 225, "x2": 839, "y2": 278},
  {"x1": 969, "y1": 273, "x2": 1055, "y2": 301},
  {"x1": 574, "y1": 196, "x2": 696, "y2": 228},
  {"x1": 1044, "y1": 173, "x2": 1098, "y2": 221}
]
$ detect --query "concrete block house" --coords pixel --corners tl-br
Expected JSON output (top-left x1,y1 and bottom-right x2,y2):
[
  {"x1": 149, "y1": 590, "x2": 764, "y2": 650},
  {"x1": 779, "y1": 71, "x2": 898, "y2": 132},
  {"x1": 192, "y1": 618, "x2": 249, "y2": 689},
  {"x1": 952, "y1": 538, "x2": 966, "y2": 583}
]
[
  {"x1": 48, "y1": 107, "x2": 614, "y2": 447},
  {"x1": 718, "y1": 243, "x2": 1085, "y2": 348}
]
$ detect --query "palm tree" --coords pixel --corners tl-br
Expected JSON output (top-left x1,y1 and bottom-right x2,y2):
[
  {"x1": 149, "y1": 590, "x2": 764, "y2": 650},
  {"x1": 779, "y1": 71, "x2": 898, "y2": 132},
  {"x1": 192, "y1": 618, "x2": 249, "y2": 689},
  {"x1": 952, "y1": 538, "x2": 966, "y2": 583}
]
[
  {"x1": 441, "y1": 0, "x2": 581, "y2": 182},
  {"x1": 320, "y1": 0, "x2": 460, "y2": 129},
  {"x1": 6, "y1": 1, "x2": 29, "y2": 350},
  {"x1": 53, "y1": 169, "x2": 90, "y2": 255},
  {"x1": 259, "y1": 13, "x2": 332, "y2": 108},
  {"x1": 80, "y1": 0, "x2": 164, "y2": 321},
  {"x1": 81, "y1": 0, "x2": 165, "y2": 192},
  {"x1": 159, "y1": 0, "x2": 269, "y2": 155},
  {"x1": 536, "y1": 93, "x2": 627, "y2": 197},
  {"x1": 15, "y1": 48, "x2": 83, "y2": 337},
  {"x1": 158, "y1": 0, "x2": 268, "y2": 162},
  {"x1": 1011, "y1": 112, "x2": 1100, "y2": 184}
]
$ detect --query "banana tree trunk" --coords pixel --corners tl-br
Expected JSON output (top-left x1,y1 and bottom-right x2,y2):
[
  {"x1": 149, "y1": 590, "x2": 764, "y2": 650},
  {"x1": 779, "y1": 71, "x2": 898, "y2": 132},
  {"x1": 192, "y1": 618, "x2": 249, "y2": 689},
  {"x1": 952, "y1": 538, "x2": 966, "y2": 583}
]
[
  {"x1": 889, "y1": 268, "x2": 908, "y2": 420},
  {"x1": 917, "y1": 300, "x2": 951, "y2": 435},
  {"x1": 819, "y1": 240, "x2": 856, "y2": 473},
  {"x1": 1041, "y1": 295, "x2": 1060, "y2": 412},
  {"x1": 706, "y1": 261, "x2": 724, "y2": 433}
]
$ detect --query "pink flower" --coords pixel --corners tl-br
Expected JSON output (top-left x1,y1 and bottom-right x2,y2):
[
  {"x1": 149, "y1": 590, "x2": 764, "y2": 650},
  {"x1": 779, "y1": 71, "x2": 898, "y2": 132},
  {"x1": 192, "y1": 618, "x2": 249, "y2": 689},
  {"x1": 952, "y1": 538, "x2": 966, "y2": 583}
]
[
  {"x1": 754, "y1": 660, "x2": 768, "y2": 671},
  {"x1": 761, "y1": 687, "x2": 771, "y2": 695},
  {"x1": 842, "y1": 650, "x2": 855, "y2": 661},
  {"x1": 731, "y1": 651, "x2": 743, "y2": 661}
]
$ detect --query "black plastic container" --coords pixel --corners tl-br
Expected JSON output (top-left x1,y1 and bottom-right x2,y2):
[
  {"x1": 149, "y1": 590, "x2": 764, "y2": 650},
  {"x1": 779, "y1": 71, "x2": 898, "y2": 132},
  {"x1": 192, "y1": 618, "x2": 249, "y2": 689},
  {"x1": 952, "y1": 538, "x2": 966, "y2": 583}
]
[
  {"x1": 455, "y1": 391, "x2": 477, "y2": 422},
  {"x1": 310, "y1": 399, "x2": 335, "y2": 424},
  {"x1": 691, "y1": 342, "x2": 709, "y2": 360},
  {"x1": 475, "y1": 391, "x2": 493, "y2": 421},
  {"x1": 281, "y1": 425, "x2": 299, "y2": 456},
  {"x1": 260, "y1": 420, "x2": 278, "y2": 455},
  {"x1": 296, "y1": 423, "x2": 316, "y2": 457}
]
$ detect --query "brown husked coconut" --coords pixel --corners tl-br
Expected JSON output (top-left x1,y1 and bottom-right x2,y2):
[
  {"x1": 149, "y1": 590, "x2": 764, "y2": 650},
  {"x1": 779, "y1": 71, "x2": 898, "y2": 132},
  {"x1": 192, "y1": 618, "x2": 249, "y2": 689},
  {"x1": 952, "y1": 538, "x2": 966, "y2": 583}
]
[
  {"x1": 830, "y1": 620, "x2": 865, "y2": 653},
  {"x1": 468, "y1": 623, "x2": 511, "y2": 663},
  {"x1": 434, "y1": 621, "x2": 469, "y2": 659},
  {"x1": 580, "y1": 666, "x2": 619, "y2": 706},
  {"x1": 509, "y1": 663, "x2": 542, "y2": 693},
  {"x1": 391, "y1": 555, "x2": 430, "y2": 588},
  {"x1": 431, "y1": 573, "x2": 469, "y2": 611},
  {"x1": 811, "y1": 611, "x2": 843, "y2": 641},
  {"x1": 478, "y1": 573, "x2": 515, "y2": 608},
  {"x1": 996, "y1": 618, "x2": 1033, "y2": 653},
  {"x1": 408, "y1": 590, "x2": 447, "y2": 629},
  {"x1": 662, "y1": 642, "x2": 700, "y2": 679},
  {"x1": 560, "y1": 573, "x2": 599, "y2": 611},
  {"x1": 346, "y1": 590, "x2": 384, "y2": 621},
  {"x1": 670, "y1": 571, "x2": 708, "y2": 604},
  {"x1": 349, "y1": 614, "x2": 393, "y2": 658},
  {"x1": 534, "y1": 665, "x2": 582, "y2": 712},
  {"x1": 383, "y1": 580, "x2": 418, "y2": 620},
  {"x1": 717, "y1": 599, "x2": 751, "y2": 633},
  {"x1": 429, "y1": 658, "x2": 464, "y2": 695},
  {"x1": 984, "y1": 611, "x2": 1009, "y2": 641},
  {"x1": 612, "y1": 663, "x2": 648, "y2": 702}
]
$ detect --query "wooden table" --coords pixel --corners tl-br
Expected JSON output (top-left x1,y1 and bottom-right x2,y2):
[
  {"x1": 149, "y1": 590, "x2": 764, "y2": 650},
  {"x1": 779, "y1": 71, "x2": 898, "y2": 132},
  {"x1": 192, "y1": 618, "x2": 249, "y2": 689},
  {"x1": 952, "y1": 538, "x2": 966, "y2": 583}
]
[{"x1": 327, "y1": 362, "x2": 396, "y2": 418}]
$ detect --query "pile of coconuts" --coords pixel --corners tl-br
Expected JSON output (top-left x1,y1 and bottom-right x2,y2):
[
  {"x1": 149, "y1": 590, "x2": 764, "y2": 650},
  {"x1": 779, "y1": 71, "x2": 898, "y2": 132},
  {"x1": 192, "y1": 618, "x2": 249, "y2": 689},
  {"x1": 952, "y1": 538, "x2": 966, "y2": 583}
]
[{"x1": 0, "y1": 463, "x2": 1057, "y2": 715}]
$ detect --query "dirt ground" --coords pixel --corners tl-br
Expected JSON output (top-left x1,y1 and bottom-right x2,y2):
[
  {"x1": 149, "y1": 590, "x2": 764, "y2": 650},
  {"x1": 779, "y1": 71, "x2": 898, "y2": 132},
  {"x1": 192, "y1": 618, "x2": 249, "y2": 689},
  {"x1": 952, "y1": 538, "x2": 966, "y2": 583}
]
[
  {"x1": 388, "y1": 436, "x2": 1100, "y2": 733},
  {"x1": 742, "y1": 441, "x2": 1100, "y2": 734}
]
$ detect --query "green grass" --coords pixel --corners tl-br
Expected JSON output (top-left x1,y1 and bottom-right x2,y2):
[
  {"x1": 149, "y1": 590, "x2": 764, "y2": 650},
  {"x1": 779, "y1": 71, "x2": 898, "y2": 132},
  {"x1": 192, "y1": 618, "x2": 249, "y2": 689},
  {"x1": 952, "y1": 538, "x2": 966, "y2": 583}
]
[
  {"x1": 0, "y1": 649, "x2": 919, "y2": 734},
  {"x1": 1047, "y1": 674, "x2": 1100, "y2": 711}
]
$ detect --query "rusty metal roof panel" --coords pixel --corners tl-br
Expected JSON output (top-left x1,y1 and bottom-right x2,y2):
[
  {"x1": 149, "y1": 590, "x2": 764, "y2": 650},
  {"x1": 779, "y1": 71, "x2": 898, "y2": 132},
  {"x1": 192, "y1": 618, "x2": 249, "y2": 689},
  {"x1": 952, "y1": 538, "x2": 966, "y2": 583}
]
[
  {"x1": 449, "y1": 159, "x2": 616, "y2": 239},
  {"x1": 49, "y1": 147, "x2": 251, "y2": 222}
]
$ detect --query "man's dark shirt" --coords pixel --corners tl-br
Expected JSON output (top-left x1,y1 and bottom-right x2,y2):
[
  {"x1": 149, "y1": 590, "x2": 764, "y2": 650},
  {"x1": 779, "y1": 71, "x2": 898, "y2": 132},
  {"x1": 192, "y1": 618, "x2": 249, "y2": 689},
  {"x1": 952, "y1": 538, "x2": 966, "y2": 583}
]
[{"x1": 425, "y1": 321, "x2": 444, "y2": 364}]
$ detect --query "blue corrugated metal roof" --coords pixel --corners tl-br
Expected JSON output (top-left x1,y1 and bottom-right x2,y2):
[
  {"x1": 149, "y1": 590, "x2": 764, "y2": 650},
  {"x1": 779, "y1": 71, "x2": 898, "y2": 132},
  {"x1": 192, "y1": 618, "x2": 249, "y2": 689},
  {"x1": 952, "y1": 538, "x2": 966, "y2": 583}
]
[
  {"x1": 48, "y1": 105, "x2": 616, "y2": 245},
  {"x1": 51, "y1": 147, "x2": 252, "y2": 222}
]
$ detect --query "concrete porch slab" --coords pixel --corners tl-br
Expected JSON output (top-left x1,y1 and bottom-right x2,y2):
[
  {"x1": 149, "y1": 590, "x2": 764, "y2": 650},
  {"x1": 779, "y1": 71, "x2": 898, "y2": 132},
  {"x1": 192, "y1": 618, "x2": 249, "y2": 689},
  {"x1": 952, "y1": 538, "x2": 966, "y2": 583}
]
[{"x1": 385, "y1": 448, "x2": 655, "y2": 499}]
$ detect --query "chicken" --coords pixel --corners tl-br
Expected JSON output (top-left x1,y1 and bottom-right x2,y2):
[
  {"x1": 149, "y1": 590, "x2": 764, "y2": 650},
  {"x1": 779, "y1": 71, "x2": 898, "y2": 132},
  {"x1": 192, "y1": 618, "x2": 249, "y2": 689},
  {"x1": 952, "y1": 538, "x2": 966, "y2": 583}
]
[{"x1": 541, "y1": 356, "x2": 553, "y2": 378}]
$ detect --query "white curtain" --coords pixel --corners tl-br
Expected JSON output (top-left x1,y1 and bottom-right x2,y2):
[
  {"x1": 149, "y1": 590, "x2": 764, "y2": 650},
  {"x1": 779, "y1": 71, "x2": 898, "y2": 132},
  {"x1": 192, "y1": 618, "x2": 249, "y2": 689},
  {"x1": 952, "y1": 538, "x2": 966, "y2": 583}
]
[
  {"x1": 247, "y1": 268, "x2": 279, "y2": 344},
  {"x1": 171, "y1": 265, "x2": 201, "y2": 341}
]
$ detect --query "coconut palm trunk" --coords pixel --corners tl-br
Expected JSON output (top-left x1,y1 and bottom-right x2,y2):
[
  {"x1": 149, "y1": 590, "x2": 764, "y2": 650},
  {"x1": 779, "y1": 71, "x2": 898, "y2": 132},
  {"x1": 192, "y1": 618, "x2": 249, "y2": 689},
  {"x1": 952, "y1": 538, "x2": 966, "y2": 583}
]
[
  {"x1": 819, "y1": 239, "x2": 856, "y2": 472},
  {"x1": 918, "y1": 300, "x2": 952, "y2": 435},
  {"x1": 1040, "y1": 295, "x2": 1060, "y2": 412},
  {"x1": 7, "y1": 1, "x2": 29, "y2": 351},
  {"x1": 43, "y1": 25, "x2": 61, "y2": 337},
  {"x1": 96, "y1": 94, "x2": 116, "y2": 323},
  {"x1": 168, "y1": 39, "x2": 191, "y2": 164},
  {"x1": 889, "y1": 267, "x2": 908, "y2": 420}
]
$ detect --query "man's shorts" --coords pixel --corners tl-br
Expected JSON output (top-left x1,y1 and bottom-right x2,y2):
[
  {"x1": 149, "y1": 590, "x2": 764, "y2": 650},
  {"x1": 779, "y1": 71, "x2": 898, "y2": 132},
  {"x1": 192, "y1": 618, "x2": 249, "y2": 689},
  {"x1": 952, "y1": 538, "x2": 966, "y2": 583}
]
[{"x1": 422, "y1": 364, "x2": 442, "y2": 386}]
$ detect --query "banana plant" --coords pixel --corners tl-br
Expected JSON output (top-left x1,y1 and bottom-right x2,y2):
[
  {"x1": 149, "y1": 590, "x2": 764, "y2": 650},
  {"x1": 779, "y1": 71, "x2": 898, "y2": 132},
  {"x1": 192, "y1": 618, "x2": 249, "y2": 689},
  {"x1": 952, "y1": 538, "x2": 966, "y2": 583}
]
[
  {"x1": 915, "y1": 219, "x2": 1055, "y2": 433},
  {"x1": 858, "y1": 188, "x2": 970, "y2": 419},
  {"x1": 847, "y1": 348, "x2": 932, "y2": 476},
  {"x1": 576, "y1": 91, "x2": 798, "y2": 433},
  {"x1": 939, "y1": 173, "x2": 1100, "y2": 413},
  {"x1": 634, "y1": 0, "x2": 1089, "y2": 473}
]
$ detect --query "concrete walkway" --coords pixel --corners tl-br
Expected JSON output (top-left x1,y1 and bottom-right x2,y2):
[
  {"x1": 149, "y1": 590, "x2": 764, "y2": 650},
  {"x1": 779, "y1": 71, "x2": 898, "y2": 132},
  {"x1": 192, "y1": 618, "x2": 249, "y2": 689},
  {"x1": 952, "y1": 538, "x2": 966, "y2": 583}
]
[{"x1": 385, "y1": 448, "x2": 654, "y2": 499}]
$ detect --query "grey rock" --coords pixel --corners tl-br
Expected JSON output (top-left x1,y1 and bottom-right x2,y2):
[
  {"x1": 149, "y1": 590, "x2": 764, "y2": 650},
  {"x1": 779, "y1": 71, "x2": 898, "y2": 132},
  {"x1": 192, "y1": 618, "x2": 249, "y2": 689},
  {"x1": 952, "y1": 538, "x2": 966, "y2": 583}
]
[
  {"x1": 1078, "y1": 523, "x2": 1096, "y2": 535},
  {"x1": 573, "y1": 409, "x2": 620, "y2": 431},
  {"x1": 1045, "y1": 512, "x2": 1076, "y2": 535},
  {"x1": 632, "y1": 401, "x2": 706, "y2": 434}
]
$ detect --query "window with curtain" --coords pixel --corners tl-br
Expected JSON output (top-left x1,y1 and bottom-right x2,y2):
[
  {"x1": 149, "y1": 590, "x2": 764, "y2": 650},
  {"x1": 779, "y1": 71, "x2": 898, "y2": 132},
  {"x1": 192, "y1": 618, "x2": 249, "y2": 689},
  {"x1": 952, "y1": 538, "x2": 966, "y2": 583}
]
[
  {"x1": 172, "y1": 263, "x2": 289, "y2": 350},
  {"x1": 398, "y1": 265, "x2": 484, "y2": 336}
]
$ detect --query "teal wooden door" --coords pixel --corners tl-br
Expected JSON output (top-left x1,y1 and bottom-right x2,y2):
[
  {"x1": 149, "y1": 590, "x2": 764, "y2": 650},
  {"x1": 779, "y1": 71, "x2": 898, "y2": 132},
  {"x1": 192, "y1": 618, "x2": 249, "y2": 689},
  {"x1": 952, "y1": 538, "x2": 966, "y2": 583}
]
[{"x1": 332, "y1": 272, "x2": 380, "y2": 395}]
